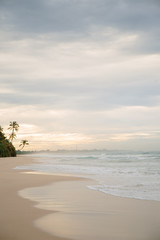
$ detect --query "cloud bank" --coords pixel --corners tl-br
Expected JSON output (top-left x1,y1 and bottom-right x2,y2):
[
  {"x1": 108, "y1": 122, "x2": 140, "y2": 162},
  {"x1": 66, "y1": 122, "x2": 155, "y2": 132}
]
[{"x1": 0, "y1": 0, "x2": 160, "y2": 150}]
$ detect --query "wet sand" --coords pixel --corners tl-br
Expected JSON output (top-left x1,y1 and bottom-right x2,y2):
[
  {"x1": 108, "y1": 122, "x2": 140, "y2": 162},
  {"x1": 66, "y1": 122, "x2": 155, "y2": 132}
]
[
  {"x1": 0, "y1": 156, "x2": 160, "y2": 240},
  {"x1": 0, "y1": 156, "x2": 76, "y2": 240},
  {"x1": 21, "y1": 179, "x2": 160, "y2": 240}
]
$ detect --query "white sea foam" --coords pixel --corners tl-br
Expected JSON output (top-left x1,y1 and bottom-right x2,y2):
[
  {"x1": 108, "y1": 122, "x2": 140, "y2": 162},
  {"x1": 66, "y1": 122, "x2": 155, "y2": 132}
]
[{"x1": 15, "y1": 151, "x2": 160, "y2": 201}]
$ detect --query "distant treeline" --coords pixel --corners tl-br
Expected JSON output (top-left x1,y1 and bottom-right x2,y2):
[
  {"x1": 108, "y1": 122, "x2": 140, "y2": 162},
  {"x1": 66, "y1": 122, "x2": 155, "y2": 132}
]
[
  {"x1": 17, "y1": 150, "x2": 35, "y2": 155},
  {"x1": 16, "y1": 149, "x2": 112, "y2": 155}
]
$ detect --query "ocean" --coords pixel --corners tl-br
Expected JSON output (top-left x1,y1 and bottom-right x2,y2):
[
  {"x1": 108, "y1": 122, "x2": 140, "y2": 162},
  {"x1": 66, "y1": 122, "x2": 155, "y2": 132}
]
[{"x1": 16, "y1": 150, "x2": 160, "y2": 201}]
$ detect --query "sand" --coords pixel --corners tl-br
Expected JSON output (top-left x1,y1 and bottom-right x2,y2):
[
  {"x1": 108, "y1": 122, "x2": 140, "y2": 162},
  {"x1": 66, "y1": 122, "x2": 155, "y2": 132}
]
[
  {"x1": 34, "y1": 181, "x2": 160, "y2": 240},
  {"x1": 0, "y1": 156, "x2": 160, "y2": 240},
  {"x1": 0, "y1": 156, "x2": 75, "y2": 240}
]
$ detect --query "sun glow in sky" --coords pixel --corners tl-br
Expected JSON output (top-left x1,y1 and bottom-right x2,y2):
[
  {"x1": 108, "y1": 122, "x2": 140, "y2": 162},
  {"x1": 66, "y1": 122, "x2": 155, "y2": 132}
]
[{"x1": 0, "y1": 0, "x2": 160, "y2": 151}]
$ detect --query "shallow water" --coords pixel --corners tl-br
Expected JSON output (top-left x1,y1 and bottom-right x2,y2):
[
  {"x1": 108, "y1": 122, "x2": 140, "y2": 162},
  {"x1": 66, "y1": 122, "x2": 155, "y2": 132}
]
[{"x1": 16, "y1": 150, "x2": 160, "y2": 201}]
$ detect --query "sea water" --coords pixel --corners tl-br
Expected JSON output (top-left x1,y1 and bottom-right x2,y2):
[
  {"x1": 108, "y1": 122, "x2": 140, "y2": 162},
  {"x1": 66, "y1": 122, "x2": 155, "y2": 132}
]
[{"x1": 16, "y1": 150, "x2": 160, "y2": 201}]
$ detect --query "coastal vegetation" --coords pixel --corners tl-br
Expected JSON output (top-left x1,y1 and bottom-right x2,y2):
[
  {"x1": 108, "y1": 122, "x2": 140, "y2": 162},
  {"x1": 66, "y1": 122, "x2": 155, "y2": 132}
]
[
  {"x1": 0, "y1": 122, "x2": 29, "y2": 158},
  {"x1": 8, "y1": 121, "x2": 19, "y2": 142},
  {"x1": 19, "y1": 140, "x2": 29, "y2": 150},
  {"x1": 0, "y1": 127, "x2": 16, "y2": 157}
]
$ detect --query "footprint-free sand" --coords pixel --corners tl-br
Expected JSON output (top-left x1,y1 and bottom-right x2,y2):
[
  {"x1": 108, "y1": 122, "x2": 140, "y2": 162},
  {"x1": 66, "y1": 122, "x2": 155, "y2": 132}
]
[{"x1": 0, "y1": 156, "x2": 160, "y2": 240}]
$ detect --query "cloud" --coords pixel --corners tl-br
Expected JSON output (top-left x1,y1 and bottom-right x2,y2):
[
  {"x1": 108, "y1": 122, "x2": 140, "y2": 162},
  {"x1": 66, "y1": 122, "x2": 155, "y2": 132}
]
[
  {"x1": 0, "y1": 0, "x2": 160, "y2": 150},
  {"x1": 0, "y1": 0, "x2": 160, "y2": 54},
  {"x1": 1, "y1": 78, "x2": 160, "y2": 110},
  {"x1": 1, "y1": 0, "x2": 160, "y2": 32},
  {"x1": 1, "y1": 102, "x2": 160, "y2": 150},
  {"x1": 0, "y1": 50, "x2": 159, "y2": 110}
]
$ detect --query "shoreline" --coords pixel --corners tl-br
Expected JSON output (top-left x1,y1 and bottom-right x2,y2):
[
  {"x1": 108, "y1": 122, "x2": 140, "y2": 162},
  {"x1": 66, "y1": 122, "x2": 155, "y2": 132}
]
[
  {"x1": 1, "y1": 156, "x2": 160, "y2": 240},
  {"x1": 21, "y1": 178, "x2": 160, "y2": 240},
  {"x1": 0, "y1": 156, "x2": 78, "y2": 240}
]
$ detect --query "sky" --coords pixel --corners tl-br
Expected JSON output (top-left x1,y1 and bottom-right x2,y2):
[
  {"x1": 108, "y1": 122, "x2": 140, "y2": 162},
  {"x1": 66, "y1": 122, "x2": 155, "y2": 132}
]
[{"x1": 0, "y1": 0, "x2": 160, "y2": 151}]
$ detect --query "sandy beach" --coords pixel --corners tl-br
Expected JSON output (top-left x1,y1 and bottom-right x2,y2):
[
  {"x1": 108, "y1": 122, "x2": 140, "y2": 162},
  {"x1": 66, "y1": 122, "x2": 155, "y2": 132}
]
[
  {"x1": 0, "y1": 156, "x2": 75, "y2": 240},
  {"x1": 0, "y1": 156, "x2": 160, "y2": 240}
]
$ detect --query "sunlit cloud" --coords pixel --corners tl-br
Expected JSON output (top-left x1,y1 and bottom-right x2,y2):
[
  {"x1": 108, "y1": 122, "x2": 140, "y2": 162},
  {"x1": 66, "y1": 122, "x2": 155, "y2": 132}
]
[{"x1": 109, "y1": 132, "x2": 152, "y2": 141}]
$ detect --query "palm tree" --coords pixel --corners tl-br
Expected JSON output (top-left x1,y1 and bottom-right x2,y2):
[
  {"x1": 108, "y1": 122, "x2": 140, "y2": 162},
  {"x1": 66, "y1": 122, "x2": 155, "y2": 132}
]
[
  {"x1": 19, "y1": 140, "x2": 29, "y2": 150},
  {"x1": 8, "y1": 121, "x2": 19, "y2": 142},
  {"x1": 9, "y1": 132, "x2": 17, "y2": 142},
  {"x1": 8, "y1": 121, "x2": 19, "y2": 133}
]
